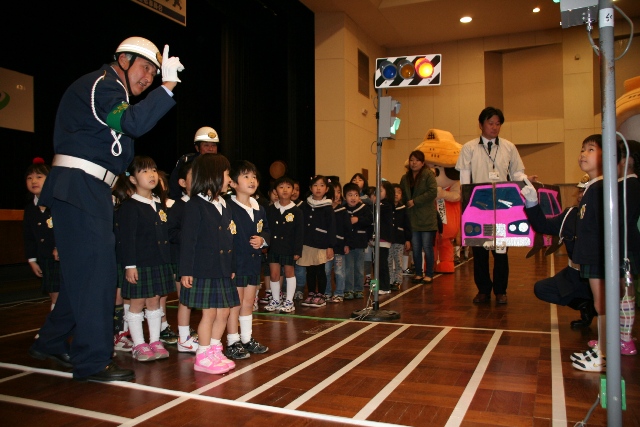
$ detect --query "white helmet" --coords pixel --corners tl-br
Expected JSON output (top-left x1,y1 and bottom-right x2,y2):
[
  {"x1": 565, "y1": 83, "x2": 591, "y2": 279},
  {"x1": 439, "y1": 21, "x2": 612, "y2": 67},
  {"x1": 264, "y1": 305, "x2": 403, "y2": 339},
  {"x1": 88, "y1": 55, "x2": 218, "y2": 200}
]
[
  {"x1": 115, "y1": 37, "x2": 162, "y2": 73},
  {"x1": 194, "y1": 127, "x2": 220, "y2": 145}
]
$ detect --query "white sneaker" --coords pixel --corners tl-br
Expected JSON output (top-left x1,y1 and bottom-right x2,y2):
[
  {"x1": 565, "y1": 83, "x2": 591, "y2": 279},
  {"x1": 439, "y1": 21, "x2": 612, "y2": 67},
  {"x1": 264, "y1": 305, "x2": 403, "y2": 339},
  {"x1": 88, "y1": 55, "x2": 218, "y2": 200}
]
[
  {"x1": 178, "y1": 336, "x2": 199, "y2": 353},
  {"x1": 114, "y1": 331, "x2": 133, "y2": 352},
  {"x1": 570, "y1": 348, "x2": 598, "y2": 362},
  {"x1": 279, "y1": 300, "x2": 295, "y2": 313},
  {"x1": 378, "y1": 290, "x2": 391, "y2": 295},
  {"x1": 264, "y1": 299, "x2": 281, "y2": 312},
  {"x1": 571, "y1": 349, "x2": 606, "y2": 372}
]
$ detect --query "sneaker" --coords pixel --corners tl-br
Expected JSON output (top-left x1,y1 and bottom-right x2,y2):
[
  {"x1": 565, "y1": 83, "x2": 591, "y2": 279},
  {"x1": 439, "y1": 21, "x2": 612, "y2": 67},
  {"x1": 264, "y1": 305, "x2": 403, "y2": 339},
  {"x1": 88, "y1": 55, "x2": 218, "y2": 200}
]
[
  {"x1": 160, "y1": 325, "x2": 178, "y2": 345},
  {"x1": 328, "y1": 295, "x2": 343, "y2": 303},
  {"x1": 587, "y1": 339, "x2": 637, "y2": 355},
  {"x1": 343, "y1": 291, "x2": 354, "y2": 300},
  {"x1": 211, "y1": 344, "x2": 236, "y2": 369},
  {"x1": 310, "y1": 294, "x2": 326, "y2": 307},
  {"x1": 294, "y1": 291, "x2": 304, "y2": 301},
  {"x1": 364, "y1": 276, "x2": 371, "y2": 287},
  {"x1": 390, "y1": 282, "x2": 400, "y2": 291},
  {"x1": 402, "y1": 268, "x2": 413, "y2": 276},
  {"x1": 280, "y1": 291, "x2": 286, "y2": 302},
  {"x1": 189, "y1": 327, "x2": 199, "y2": 339},
  {"x1": 264, "y1": 299, "x2": 281, "y2": 312},
  {"x1": 570, "y1": 348, "x2": 599, "y2": 362},
  {"x1": 242, "y1": 337, "x2": 269, "y2": 354},
  {"x1": 149, "y1": 340, "x2": 169, "y2": 360},
  {"x1": 301, "y1": 292, "x2": 316, "y2": 306},
  {"x1": 572, "y1": 349, "x2": 606, "y2": 372},
  {"x1": 324, "y1": 293, "x2": 332, "y2": 300},
  {"x1": 279, "y1": 299, "x2": 296, "y2": 313},
  {"x1": 178, "y1": 335, "x2": 199, "y2": 353},
  {"x1": 621, "y1": 339, "x2": 637, "y2": 355},
  {"x1": 354, "y1": 291, "x2": 364, "y2": 299},
  {"x1": 194, "y1": 350, "x2": 230, "y2": 374},
  {"x1": 259, "y1": 290, "x2": 272, "y2": 304},
  {"x1": 114, "y1": 332, "x2": 133, "y2": 352},
  {"x1": 378, "y1": 290, "x2": 391, "y2": 295},
  {"x1": 132, "y1": 343, "x2": 156, "y2": 362},
  {"x1": 224, "y1": 341, "x2": 250, "y2": 360}
]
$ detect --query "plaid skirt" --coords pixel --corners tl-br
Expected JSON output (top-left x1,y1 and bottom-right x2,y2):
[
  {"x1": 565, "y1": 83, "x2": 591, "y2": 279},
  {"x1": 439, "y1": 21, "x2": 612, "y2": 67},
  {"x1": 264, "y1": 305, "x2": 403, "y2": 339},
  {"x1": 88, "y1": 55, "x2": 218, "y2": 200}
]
[
  {"x1": 40, "y1": 258, "x2": 61, "y2": 293},
  {"x1": 267, "y1": 251, "x2": 295, "y2": 266},
  {"x1": 180, "y1": 277, "x2": 240, "y2": 309},
  {"x1": 234, "y1": 274, "x2": 261, "y2": 288},
  {"x1": 121, "y1": 263, "x2": 174, "y2": 299},
  {"x1": 580, "y1": 251, "x2": 640, "y2": 279},
  {"x1": 116, "y1": 263, "x2": 125, "y2": 289}
]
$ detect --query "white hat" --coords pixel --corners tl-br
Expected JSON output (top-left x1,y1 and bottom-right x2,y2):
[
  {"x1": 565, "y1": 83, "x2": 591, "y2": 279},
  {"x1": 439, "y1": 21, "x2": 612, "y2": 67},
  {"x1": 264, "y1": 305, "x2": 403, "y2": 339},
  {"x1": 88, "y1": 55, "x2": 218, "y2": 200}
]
[
  {"x1": 194, "y1": 127, "x2": 220, "y2": 144},
  {"x1": 115, "y1": 37, "x2": 161, "y2": 72}
]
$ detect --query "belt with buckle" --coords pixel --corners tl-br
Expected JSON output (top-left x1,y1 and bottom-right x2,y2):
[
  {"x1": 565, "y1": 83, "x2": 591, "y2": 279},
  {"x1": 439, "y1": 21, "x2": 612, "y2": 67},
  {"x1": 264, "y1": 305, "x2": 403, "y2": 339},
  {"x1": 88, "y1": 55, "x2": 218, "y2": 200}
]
[{"x1": 53, "y1": 154, "x2": 118, "y2": 188}]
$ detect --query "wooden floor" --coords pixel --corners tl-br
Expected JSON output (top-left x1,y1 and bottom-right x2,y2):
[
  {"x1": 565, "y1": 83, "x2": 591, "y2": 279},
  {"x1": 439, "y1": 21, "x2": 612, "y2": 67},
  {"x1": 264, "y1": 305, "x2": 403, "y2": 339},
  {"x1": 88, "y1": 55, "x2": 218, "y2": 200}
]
[{"x1": 0, "y1": 248, "x2": 638, "y2": 427}]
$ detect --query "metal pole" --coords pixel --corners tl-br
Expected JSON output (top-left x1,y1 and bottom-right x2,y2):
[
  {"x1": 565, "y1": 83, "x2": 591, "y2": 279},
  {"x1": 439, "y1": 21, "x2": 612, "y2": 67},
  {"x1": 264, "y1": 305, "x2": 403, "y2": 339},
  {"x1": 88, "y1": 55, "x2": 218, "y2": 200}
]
[
  {"x1": 598, "y1": 0, "x2": 622, "y2": 423},
  {"x1": 372, "y1": 88, "x2": 383, "y2": 311}
]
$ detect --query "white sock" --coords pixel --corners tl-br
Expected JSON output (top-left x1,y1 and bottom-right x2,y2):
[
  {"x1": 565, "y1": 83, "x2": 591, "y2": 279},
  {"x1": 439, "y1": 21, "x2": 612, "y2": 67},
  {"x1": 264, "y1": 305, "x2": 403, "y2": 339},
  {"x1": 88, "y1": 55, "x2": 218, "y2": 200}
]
[
  {"x1": 196, "y1": 344, "x2": 210, "y2": 355},
  {"x1": 123, "y1": 303, "x2": 130, "y2": 332},
  {"x1": 50, "y1": 303, "x2": 55, "y2": 311},
  {"x1": 125, "y1": 311, "x2": 145, "y2": 347},
  {"x1": 227, "y1": 333, "x2": 240, "y2": 346},
  {"x1": 286, "y1": 277, "x2": 296, "y2": 301},
  {"x1": 210, "y1": 338, "x2": 222, "y2": 346},
  {"x1": 239, "y1": 315, "x2": 253, "y2": 343},
  {"x1": 270, "y1": 281, "x2": 281, "y2": 303},
  {"x1": 145, "y1": 308, "x2": 164, "y2": 343},
  {"x1": 161, "y1": 320, "x2": 169, "y2": 330},
  {"x1": 178, "y1": 325, "x2": 191, "y2": 342}
]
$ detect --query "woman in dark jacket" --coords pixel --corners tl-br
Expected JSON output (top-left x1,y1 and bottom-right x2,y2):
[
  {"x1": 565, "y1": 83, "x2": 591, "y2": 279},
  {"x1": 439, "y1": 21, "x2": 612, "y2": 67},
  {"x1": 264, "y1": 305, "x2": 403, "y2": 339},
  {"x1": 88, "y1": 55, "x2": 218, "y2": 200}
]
[{"x1": 399, "y1": 150, "x2": 438, "y2": 283}]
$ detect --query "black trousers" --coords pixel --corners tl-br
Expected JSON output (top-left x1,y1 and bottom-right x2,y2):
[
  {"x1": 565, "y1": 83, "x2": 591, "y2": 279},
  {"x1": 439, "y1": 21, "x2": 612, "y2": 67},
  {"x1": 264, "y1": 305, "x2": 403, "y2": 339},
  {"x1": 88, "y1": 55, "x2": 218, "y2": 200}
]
[{"x1": 472, "y1": 246, "x2": 509, "y2": 295}]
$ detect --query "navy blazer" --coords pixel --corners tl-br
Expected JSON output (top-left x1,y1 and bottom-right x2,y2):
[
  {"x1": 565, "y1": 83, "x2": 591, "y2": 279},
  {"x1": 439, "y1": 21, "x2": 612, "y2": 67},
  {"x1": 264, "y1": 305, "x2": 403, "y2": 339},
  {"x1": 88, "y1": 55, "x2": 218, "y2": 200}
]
[
  {"x1": 117, "y1": 198, "x2": 171, "y2": 268},
  {"x1": 179, "y1": 195, "x2": 234, "y2": 279},
  {"x1": 391, "y1": 204, "x2": 412, "y2": 245},
  {"x1": 332, "y1": 204, "x2": 349, "y2": 255},
  {"x1": 228, "y1": 197, "x2": 271, "y2": 276},
  {"x1": 23, "y1": 201, "x2": 56, "y2": 261},
  {"x1": 266, "y1": 202, "x2": 304, "y2": 257},
  {"x1": 300, "y1": 198, "x2": 336, "y2": 249},
  {"x1": 344, "y1": 201, "x2": 373, "y2": 249}
]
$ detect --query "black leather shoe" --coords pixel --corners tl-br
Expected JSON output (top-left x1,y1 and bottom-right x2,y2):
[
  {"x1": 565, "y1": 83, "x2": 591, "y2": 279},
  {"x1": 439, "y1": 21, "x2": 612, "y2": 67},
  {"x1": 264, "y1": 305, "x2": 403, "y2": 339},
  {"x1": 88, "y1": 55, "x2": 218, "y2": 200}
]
[
  {"x1": 570, "y1": 299, "x2": 596, "y2": 329},
  {"x1": 75, "y1": 362, "x2": 135, "y2": 382},
  {"x1": 29, "y1": 347, "x2": 73, "y2": 368}
]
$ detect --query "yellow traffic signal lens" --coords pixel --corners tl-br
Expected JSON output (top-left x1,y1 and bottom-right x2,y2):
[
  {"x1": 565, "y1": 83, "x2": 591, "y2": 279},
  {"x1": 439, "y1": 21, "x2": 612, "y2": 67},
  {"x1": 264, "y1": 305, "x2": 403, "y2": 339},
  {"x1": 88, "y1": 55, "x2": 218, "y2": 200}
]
[
  {"x1": 398, "y1": 60, "x2": 415, "y2": 79},
  {"x1": 415, "y1": 58, "x2": 434, "y2": 79}
]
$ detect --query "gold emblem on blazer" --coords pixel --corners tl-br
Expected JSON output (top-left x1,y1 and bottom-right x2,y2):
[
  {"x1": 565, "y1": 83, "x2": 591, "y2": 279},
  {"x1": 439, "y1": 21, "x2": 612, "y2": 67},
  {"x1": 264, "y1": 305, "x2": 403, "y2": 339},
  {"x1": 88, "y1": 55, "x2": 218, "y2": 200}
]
[
  {"x1": 285, "y1": 213, "x2": 294, "y2": 222},
  {"x1": 158, "y1": 210, "x2": 168, "y2": 222},
  {"x1": 257, "y1": 219, "x2": 264, "y2": 233},
  {"x1": 46, "y1": 217, "x2": 53, "y2": 228},
  {"x1": 229, "y1": 220, "x2": 237, "y2": 234}
]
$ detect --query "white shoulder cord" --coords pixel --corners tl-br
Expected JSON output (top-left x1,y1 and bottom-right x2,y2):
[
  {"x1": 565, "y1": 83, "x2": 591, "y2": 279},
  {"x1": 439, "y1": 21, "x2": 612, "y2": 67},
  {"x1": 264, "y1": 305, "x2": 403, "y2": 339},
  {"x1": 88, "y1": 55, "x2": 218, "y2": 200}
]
[
  {"x1": 557, "y1": 206, "x2": 575, "y2": 245},
  {"x1": 90, "y1": 72, "x2": 128, "y2": 157}
]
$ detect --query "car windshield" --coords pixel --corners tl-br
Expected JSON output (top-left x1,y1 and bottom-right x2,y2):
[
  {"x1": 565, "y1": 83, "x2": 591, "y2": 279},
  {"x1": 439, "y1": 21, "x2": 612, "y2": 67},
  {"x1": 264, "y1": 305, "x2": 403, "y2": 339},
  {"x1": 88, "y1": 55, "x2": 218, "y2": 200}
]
[{"x1": 470, "y1": 187, "x2": 524, "y2": 210}]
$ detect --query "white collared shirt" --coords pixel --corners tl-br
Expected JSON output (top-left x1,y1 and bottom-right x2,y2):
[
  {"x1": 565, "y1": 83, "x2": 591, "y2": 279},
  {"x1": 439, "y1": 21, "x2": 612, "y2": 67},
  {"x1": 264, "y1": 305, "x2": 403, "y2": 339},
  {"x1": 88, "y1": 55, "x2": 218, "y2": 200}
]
[
  {"x1": 274, "y1": 200, "x2": 296, "y2": 214},
  {"x1": 131, "y1": 193, "x2": 160, "y2": 212}
]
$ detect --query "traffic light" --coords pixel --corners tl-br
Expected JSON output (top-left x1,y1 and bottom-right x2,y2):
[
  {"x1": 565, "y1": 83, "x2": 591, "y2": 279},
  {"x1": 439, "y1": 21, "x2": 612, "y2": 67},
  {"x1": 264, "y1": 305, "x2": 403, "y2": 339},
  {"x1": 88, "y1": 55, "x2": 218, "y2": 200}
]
[
  {"x1": 378, "y1": 96, "x2": 401, "y2": 139},
  {"x1": 374, "y1": 55, "x2": 441, "y2": 89}
]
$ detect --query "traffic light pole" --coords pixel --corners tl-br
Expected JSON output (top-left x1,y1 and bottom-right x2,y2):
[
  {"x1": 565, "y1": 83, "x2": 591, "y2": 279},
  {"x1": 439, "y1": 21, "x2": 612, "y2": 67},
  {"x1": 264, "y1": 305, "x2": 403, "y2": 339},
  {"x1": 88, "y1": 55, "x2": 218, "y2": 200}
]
[{"x1": 352, "y1": 88, "x2": 400, "y2": 321}]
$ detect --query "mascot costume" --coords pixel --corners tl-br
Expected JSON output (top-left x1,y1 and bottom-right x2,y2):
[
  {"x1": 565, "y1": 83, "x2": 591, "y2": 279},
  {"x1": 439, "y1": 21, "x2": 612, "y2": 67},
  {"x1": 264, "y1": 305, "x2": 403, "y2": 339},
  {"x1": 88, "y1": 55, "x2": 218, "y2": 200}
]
[{"x1": 412, "y1": 129, "x2": 462, "y2": 273}]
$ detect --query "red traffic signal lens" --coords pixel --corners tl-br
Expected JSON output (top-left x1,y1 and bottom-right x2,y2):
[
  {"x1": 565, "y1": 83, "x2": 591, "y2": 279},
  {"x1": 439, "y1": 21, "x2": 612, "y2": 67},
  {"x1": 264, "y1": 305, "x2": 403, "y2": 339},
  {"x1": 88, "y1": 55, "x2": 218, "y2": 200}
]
[{"x1": 415, "y1": 58, "x2": 434, "y2": 79}]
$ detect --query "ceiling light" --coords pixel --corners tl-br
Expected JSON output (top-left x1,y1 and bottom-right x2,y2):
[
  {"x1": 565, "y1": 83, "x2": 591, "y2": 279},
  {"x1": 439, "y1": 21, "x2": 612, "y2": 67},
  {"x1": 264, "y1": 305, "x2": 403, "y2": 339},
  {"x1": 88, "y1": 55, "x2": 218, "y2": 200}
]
[
  {"x1": 460, "y1": 16, "x2": 472, "y2": 23},
  {"x1": 533, "y1": 7, "x2": 540, "y2": 13}
]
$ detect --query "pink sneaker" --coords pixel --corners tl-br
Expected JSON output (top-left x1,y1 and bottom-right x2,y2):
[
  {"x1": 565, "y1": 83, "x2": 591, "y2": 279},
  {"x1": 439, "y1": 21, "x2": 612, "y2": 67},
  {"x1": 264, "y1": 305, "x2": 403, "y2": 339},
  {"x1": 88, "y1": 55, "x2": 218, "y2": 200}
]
[
  {"x1": 132, "y1": 343, "x2": 155, "y2": 362},
  {"x1": 587, "y1": 339, "x2": 637, "y2": 355},
  {"x1": 194, "y1": 350, "x2": 230, "y2": 374},
  {"x1": 149, "y1": 340, "x2": 169, "y2": 359},
  {"x1": 210, "y1": 344, "x2": 235, "y2": 369},
  {"x1": 621, "y1": 339, "x2": 637, "y2": 356}
]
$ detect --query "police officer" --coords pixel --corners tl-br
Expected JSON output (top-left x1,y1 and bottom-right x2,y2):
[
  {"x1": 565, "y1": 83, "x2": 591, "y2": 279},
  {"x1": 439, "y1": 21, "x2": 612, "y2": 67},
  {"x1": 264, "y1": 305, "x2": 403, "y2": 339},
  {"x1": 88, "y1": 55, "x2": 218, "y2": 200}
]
[
  {"x1": 30, "y1": 37, "x2": 184, "y2": 382},
  {"x1": 168, "y1": 127, "x2": 220, "y2": 200}
]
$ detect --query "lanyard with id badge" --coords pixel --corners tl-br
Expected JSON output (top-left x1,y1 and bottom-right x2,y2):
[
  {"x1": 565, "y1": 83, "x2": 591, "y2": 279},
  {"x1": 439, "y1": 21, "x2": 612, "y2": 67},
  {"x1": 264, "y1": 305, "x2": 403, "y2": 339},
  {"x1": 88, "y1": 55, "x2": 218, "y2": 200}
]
[{"x1": 485, "y1": 137, "x2": 500, "y2": 180}]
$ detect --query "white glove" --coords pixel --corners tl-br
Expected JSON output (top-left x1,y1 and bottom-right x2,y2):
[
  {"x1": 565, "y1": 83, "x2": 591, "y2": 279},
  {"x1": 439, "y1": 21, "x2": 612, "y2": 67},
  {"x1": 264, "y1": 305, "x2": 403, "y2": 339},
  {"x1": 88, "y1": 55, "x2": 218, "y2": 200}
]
[
  {"x1": 520, "y1": 178, "x2": 538, "y2": 203},
  {"x1": 482, "y1": 241, "x2": 494, "y2": 250},
  {"x1": 161, "y1": 45, "x2": 184, "y2": 83}
]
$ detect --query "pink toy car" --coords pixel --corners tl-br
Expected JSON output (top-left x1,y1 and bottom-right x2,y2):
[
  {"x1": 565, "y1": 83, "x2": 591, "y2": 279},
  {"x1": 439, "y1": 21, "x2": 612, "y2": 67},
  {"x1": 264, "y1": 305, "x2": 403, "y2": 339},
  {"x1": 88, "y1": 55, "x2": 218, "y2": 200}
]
[{"x1": 461, "y1": 182, "x2": 533, "y2": 248}]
